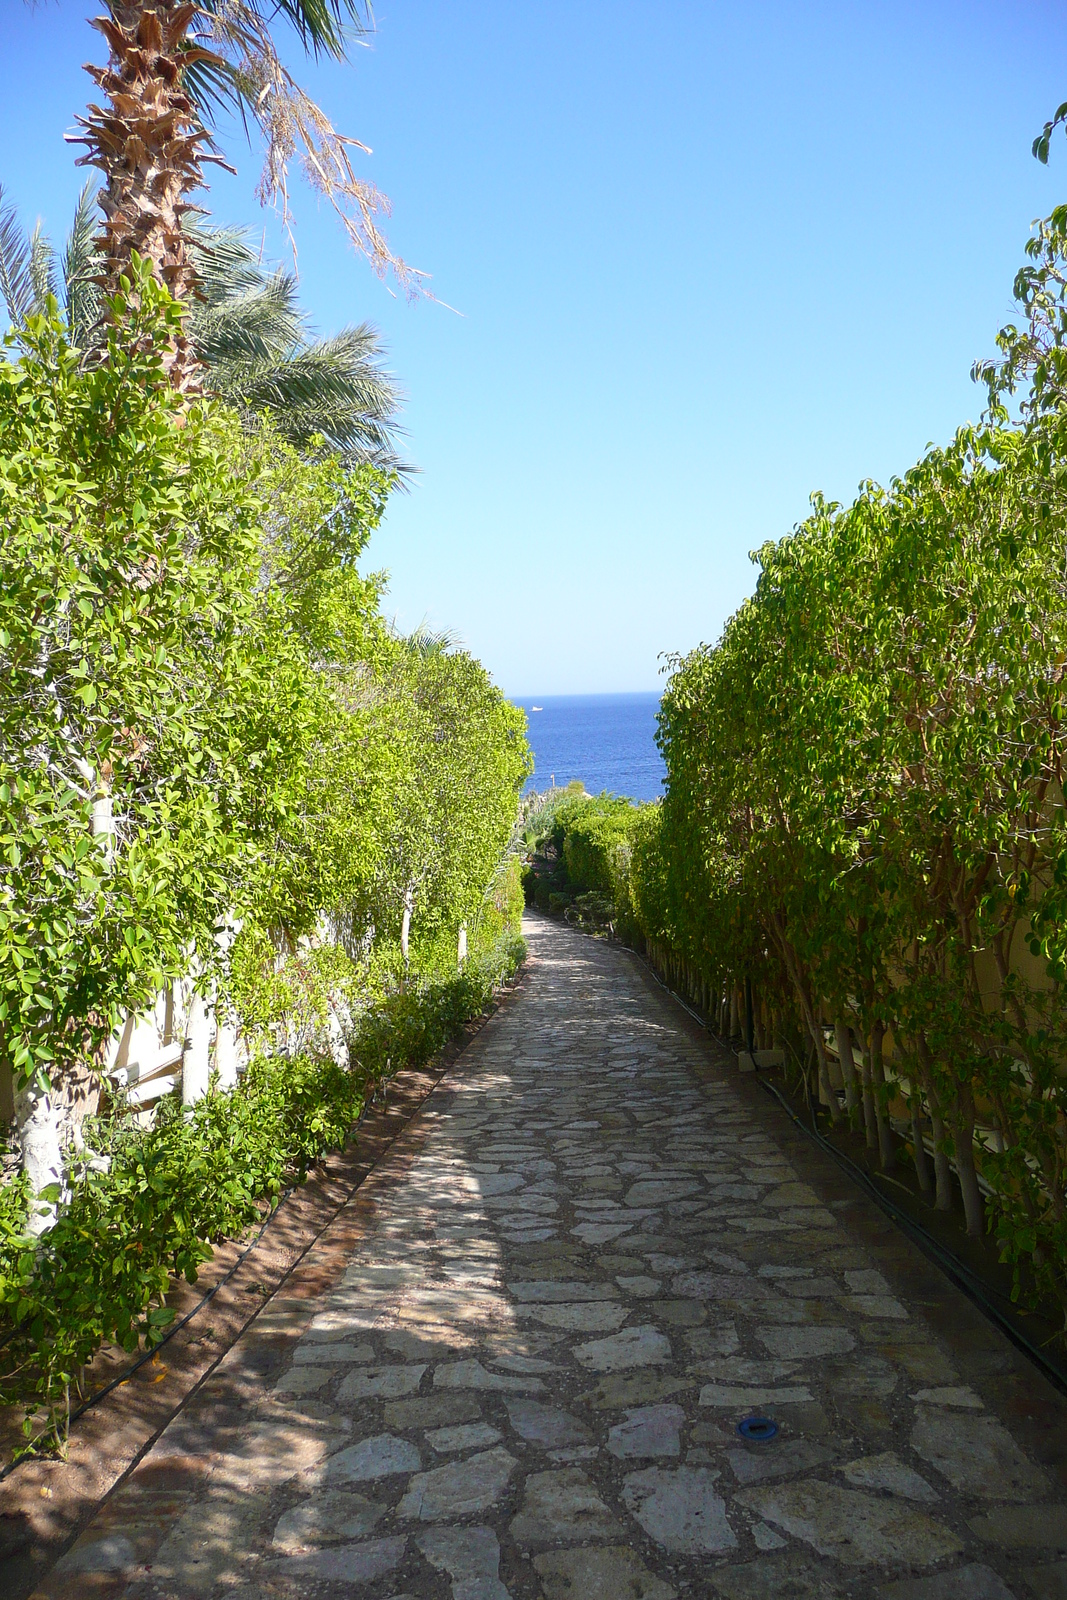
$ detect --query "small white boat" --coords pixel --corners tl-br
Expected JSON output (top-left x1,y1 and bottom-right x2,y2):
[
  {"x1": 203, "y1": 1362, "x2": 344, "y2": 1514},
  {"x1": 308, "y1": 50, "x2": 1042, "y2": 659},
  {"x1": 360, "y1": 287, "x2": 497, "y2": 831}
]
[{"x1": 531, "y1": 705, "x2": 543, "y2": 711}]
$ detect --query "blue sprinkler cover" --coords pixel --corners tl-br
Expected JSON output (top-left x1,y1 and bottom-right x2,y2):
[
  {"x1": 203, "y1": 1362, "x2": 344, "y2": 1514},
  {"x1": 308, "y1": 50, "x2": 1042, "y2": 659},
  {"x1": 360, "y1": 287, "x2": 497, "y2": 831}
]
[{"x1": 736, "y1": 1415, "x2": 779, "y2": 1442}]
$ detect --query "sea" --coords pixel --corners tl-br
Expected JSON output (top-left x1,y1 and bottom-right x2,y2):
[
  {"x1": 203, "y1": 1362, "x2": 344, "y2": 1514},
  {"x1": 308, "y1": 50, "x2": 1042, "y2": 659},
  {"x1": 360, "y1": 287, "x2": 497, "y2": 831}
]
[{"x1": 511, "y1": 692, "x2": 667, "y2": 803}]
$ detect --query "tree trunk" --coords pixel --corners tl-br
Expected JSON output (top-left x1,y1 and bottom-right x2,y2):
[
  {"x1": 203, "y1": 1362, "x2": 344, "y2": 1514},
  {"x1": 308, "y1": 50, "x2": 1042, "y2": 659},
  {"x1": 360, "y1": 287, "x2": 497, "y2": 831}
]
[
  {"x1": 812, "y1": 1017, "x2": 840, "y2": 1125},
  {"x1": 401, "y1": 885, "x2": 415, "y2": 968},
  {"x1": 869, "y1": 1019, "x2": 895, "y2": 1169},
  {"x1": 917, "y1": 1035, "x2": 955, "y2": 1209},
  {"x1": 950, "y1": 1080, "x2": 986, "y2": 1238},
  {"x1": 834, "y1": 1019, "x2": 860, "y2": 1119},
  {"x1": 182, "y1": 988, "x2": 212, "y2": 1106},
  {"x1": 14, "y1": 1083, "x2": 64, "y2": 1238},
  {"x1": 857, "y1": 1043, "x2": 878, "y2": 1151},
  {"x1": 457, "y1": 922, "x2": 468, "y2": 970},
  {"x1": 909, "y1": 1095, "x2": 935, "y2": 1197},
  {"x1": 71, "y1": 2, "x2": 220, "y2": 391}
]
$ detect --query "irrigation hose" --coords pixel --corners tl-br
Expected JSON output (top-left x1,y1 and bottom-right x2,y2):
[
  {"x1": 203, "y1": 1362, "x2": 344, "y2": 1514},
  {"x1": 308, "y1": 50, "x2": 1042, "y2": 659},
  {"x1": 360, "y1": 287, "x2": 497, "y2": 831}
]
[{"x1": 632, "y1": 943, "x2": 1067, "y2": 1403}]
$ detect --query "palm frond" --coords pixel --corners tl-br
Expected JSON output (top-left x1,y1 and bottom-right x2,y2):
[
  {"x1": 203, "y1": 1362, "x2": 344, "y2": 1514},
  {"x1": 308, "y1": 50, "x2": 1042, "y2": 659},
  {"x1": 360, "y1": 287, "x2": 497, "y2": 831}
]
[
  {"x1": 187, "y1": 222, "x2": 273, "y2": 300},
  {"x1": 0, "y1": 184, "x2": 34, "y2": 328},
  {"x1": 63, "y1": 182, "x2": 103, "y2": 347},
  {"x1": 188, "y1": 222, "x2": 408, "y2": 472},
  {"x1": 28, "y1": 222, "x2": 57, "y2": 310},
  {"x1": 391, "y1": 619, "x2": 462, "y2": 659},
  {"x1": 185, "y1": 1, "x2": 374, "y2": 119},
  {"x1": 190, "y1": 268, "x2": 305, "y2": 365},
  {"x1": 212, "y1": 331, "x2": 409, "y2": 472}
]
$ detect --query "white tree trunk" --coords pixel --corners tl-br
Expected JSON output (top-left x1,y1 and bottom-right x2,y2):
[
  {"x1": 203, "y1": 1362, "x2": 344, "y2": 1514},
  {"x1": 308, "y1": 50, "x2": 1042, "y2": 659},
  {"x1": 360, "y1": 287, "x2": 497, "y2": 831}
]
[
  {"x1": 14, "y1": 1083, "x2": 64, "y2": 1237},
  {"x1": 183, "y1": 990, "x2": 212, "y2": 1106},
  {"x1": 214, "y1": 1016, "x2": 239, "y2": 1090},
  {"x1": 401, "y1": 885, "x2": 414, "y2": 967},
  {"x1": 457, "y1": 922, "x2": 468, "y2": 970}
]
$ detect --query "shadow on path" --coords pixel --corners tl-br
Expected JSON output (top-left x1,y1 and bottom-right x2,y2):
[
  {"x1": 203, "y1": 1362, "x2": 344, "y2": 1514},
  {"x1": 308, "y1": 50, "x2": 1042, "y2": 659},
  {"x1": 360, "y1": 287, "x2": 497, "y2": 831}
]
[{"x1": 29, "y1": 913, "x2": 1067, "y2": 1600}]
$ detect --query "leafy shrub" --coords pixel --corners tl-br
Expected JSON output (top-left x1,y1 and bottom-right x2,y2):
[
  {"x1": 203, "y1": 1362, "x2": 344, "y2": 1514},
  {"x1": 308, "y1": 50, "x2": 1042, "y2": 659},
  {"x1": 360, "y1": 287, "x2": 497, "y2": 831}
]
[
  {"x1": 623, "y1": 205, "x2": 1067, "y2": 1331},
  {"x1": 524, "y1": 790, "x2": 648, "y2": 942},
  {"x1": 0, "y1": 930, "x2": 524, "y2": 1457}
]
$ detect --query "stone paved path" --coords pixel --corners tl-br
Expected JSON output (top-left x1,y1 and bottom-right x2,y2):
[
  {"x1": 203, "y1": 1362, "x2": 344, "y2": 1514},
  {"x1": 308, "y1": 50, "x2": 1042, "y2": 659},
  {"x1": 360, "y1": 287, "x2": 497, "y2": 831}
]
[{"x1": 34, "y1": 915, "x2": 1067, "y2": 1600}]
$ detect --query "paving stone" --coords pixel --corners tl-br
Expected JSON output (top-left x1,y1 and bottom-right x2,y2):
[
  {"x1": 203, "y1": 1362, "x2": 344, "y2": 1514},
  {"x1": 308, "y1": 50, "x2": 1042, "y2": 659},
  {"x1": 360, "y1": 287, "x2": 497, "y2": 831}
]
[
  {"x1": 572, "y1": 1221, "x2": 637, "y2": 1243},
  {"x1": 968, "y1": 1507, "x2": 1067, "y2": 1550},
  {"x1": 294, "y1": 1341, "x2": 375, "y2": 1364},
  {"x1": 573, "y1": 1323, "x2": 671, "y2": 1371},
  {"x1": 510, "y1": 1466, "x2": 620, "y2": 1543},
  {"x1": 326, "y1": 1434, "x2": 422, "y2": 1483},
  {"x1": 533, "y1": 1545, "x2": 676, "y2": 1599},
  {"x1": 142, "y1": 1491, "x2": 263, "y2": 1595},
  {"x1": 708, "y1": 1553, "x2": 844, "y2": 1600},
  {"x1": 697, "y1": 1355, "x2": 800, "y2": 1382},
  {"x1": 876, "y1": 1343, "x2": 958, "y2": 1384},
  {"x1": 384, "y1": 1393, "x2": 484, "y2": 1429},
  {"x1": 583, "y1": 1371, "x2": 691, "y2": 1409},
  {"x1": 648, "y1": 1298, "x2": 707, "y2": 1326},
  {"x1": 271, "y1": 1490, "x2": 386, "y2": 1550},
  {"x1": 726, "y1": 1438, "x2": 836, "y2": 1484},
  {"x1": 435, "y1": 1359, "x2": 545, "y2": 1392},
  {"x1": 398, "y1": 1446, "x2": 518, "y2": 1521},
  {"x1": 824, "y1": 1353, "x2": 899, "y2": 1398},
  {"x1": 416, "y1": 1524, "x2": 510, "y2": 1599},
  {"x1": 527, "y1": 1301, "x2": 630, "y2": 1331},
  {"x1": 508, "y1": 1280, "x2": 619, "y2": 1302},
  {"x1": 265, "y1": 1534, "x2": 408, "y2": 1584},
  {"x1": 623, "y1": 1465, "x2": 737, "y2": 1552},
  {"x1": 426, "y1": 1422, "x2": 503, "y2": 1452},
  {"x1": 54, "y1": 1534, "x2": 137, "y2": 1574},
  {"x1": 758, "y1": 1326, "x2": 855, "y2": 1357},
  {"x1": 273, "y1": 1364, "x2": 335, "y2": 1395},
  {"x1": 504, "y1": 1397, "x2": 592, "y2": 1447},
  {"x1": 849, "y1": 1294, "x2": 910, "y2": 1319},
  {"x1": 840, "y1": 1451, "x2": 939, "y2": 1502},
  {"x1": 625, "y1": 1179, "x2": 702, "y2": 1205},
  {"x1": 616, "y1": 1275, "x2": 662, "y2": 1296},
  {"x1": 38, "y1": 917, "x2": 1067, "y2": 1600},
  {"x1": 910, "y1": 1386, "x2": 983, "y2": 1408},
  {"x1": 607, "y1": 1403, "x2": 685, "y2": 1458},
  {"x1": 911, "y1": 1408, "x2": 1050, "y2": 1501},
  {"x1": 337, "y1": 1362, "x2": 427, "y2": 1401},
  {"x1": 492, "y1": 1352, "x2": 561, "y2": 1374},
  {"x1": 877, "y1": 1565, "x2": 1018, "y2": 1600},
  {"x1": 846, "y1": 1269, "x2": 893, "y2": 1294},
  {"x1": 736, "y1": 1480, "x2": 964, "y2": 1566},
  {"x1": 1022, "y1": 1563, "x2": 1067, "y2": 1600},
  {"x1": 699, "y1": 1382, "x2": 814, "y2": 1407}
]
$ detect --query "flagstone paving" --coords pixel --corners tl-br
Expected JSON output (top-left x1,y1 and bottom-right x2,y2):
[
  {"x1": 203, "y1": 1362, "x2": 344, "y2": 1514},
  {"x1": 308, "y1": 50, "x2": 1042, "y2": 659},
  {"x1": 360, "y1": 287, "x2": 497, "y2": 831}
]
[{"x1": 31, "y1": 914, "x2": 1067, "y2": 1599}]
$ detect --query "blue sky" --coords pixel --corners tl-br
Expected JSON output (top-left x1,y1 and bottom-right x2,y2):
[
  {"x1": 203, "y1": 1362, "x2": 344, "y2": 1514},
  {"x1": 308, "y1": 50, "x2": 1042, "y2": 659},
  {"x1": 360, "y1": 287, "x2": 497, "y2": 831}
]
[{"x1": 6, "y1": 2, "x2": 1067, "y2": 693}]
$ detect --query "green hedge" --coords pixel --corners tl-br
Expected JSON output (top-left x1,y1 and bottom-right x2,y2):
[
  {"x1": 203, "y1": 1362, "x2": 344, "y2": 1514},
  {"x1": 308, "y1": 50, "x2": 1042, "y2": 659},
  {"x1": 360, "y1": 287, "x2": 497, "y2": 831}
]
[{"x1": 523, "y1": 790, "x2": 647, "y2": 941}]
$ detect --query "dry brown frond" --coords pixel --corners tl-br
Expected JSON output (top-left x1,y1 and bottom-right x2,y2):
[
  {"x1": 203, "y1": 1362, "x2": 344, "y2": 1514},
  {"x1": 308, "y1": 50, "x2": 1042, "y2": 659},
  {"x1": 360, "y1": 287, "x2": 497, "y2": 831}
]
[{"x1": 199, "y1": 2, "x2": 426, "y2": 299}]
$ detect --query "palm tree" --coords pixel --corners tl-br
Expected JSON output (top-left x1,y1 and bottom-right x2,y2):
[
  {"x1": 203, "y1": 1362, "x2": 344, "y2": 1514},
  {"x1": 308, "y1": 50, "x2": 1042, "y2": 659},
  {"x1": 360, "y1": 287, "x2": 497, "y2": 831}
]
[
  {"x1": 0, "y1": 185, "x2": 408, "y2": 473},
  {"x1": 60, "y1": 2, "x2": 418, "y2": 390}
]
